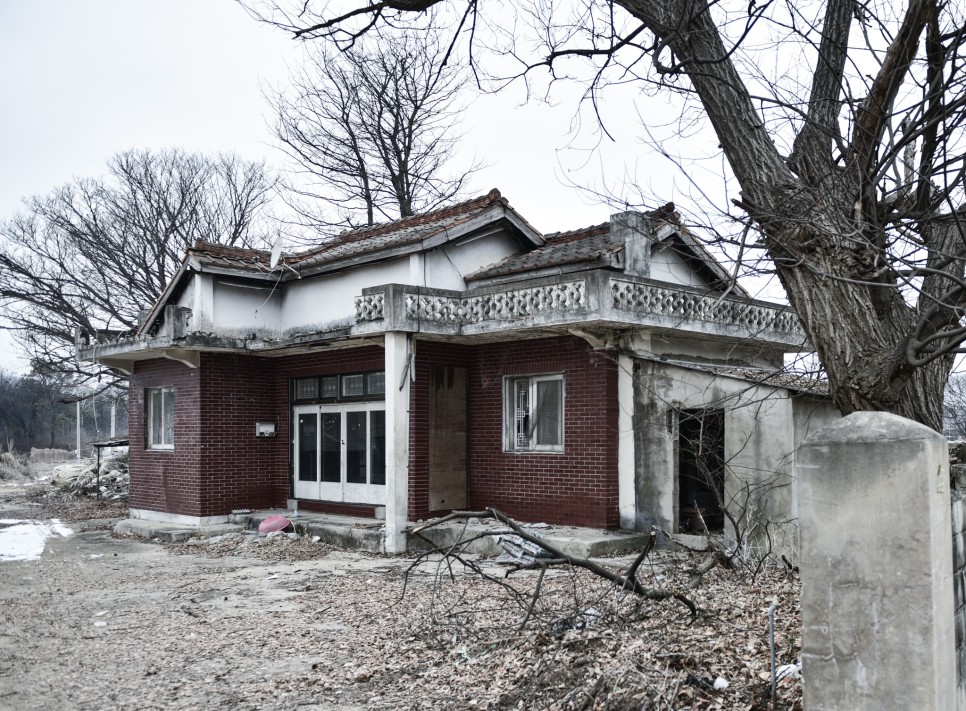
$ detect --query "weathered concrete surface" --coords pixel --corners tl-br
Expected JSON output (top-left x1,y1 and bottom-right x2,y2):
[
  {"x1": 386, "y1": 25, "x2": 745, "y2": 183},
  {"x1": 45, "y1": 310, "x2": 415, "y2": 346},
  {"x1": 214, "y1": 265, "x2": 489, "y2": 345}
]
[
  {"x1": 114, "y1": 519, "x2": 242, "y2": 543},
  {"x1": 797, "y1": 411, "x2": 955, "y2": 710},
  {"x1": 951, "y1": 484, "x2": 966, "y2": 708},
  {"x1": 116, "y1": 510, "x2": 652, "y2": 559}
]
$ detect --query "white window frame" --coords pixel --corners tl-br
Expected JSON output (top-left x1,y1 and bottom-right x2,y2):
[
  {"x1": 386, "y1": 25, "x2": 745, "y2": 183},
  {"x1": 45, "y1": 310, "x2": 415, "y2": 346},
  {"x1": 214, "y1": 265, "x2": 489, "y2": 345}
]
[
  {"x1": 504, "y1": 374, "x2": 564, "y2": 452},
  {"x1": 146, "y1": 386, "x2": 175, "y2": 450}
]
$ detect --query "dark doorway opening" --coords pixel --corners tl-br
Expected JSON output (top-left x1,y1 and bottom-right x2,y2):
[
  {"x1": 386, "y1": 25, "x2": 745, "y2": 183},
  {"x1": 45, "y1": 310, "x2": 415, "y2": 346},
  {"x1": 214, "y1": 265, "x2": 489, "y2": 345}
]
[{"x1": 678, "y1": 409, "x2": 725, "y2": 533}]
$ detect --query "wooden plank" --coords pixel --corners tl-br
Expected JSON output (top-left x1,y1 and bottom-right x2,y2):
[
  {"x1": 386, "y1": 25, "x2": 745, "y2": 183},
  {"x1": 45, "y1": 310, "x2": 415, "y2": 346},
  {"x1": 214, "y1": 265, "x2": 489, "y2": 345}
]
[{"x1": 428, "y1": 366, "x2": 467, "y2": 510}]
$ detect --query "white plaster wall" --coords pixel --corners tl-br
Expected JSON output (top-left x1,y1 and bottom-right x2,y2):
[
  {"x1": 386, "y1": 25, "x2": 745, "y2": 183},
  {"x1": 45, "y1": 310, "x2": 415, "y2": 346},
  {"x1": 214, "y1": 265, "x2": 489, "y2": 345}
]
[
  {"x1": 195, "y1": 230, "x2": 527, "y2": 337},
  {"x1": 650, "y1": 245, "x2": 713, "y2": 288},
  {"x1": 280, "y1": 259, "x2": 409, "y2": 333},
  {"x1": 176, "y1": 280, "x2": 194, "y2": 310},
  {"x1": 438, "y1": 232, "x2": 523, "y2": 286},
  {"x1": 212, "y1": 281, "x2": 283, "y2": 337},
  {"x1": 633, "y1": 360, "x2": 807, "y2": 556}
]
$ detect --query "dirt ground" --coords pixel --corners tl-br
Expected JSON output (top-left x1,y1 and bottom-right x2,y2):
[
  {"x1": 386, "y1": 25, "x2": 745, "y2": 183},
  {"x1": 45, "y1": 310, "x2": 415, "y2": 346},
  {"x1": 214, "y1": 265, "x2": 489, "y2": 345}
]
[{"x1": 0, "y1": 482, "x2": 803, "y2": 711}]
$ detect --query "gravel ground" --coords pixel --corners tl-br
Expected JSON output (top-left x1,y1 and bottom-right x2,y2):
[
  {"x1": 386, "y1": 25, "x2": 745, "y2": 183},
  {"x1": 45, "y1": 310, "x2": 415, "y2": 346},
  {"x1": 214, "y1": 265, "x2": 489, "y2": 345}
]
[{"x1": 0, "y1": 484, "x2": 803, "y2": 710}]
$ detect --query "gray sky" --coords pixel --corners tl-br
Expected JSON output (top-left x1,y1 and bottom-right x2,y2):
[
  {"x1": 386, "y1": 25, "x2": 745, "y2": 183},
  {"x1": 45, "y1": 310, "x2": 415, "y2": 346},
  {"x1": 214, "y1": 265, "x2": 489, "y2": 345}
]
[{"x1": 0, "y1": 0, "x2": 716, "y2": 373}]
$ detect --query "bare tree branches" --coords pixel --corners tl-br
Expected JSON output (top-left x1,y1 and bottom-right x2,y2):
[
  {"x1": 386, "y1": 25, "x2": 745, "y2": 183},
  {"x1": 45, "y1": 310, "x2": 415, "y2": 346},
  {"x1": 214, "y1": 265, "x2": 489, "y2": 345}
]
[
  {"x1": 247, "y1": 0, "x2": 966, "y2": 430},
  {"x1": 269, "y1": 31, "x2": 479, "y2": 231},
  {"x1": 0, "y1": 149, "x2": 277, "y2": 384},
  {"x1": 408, "y1": 508, "x2": 697, "y2": 617}
]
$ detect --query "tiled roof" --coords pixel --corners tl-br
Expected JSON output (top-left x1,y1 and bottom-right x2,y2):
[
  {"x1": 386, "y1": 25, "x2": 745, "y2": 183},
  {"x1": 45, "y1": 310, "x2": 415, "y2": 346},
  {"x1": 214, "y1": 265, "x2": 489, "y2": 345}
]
[
  {"x1": 464, "y1": 223, "x2": 616, "y2": 281},
  {"x1": 465, "y1": 204, "x2": 681, "y2": 282},
  {"x1": 188, "y1": 242, "x2": 274, "y2": 273},
  {"x1": 187, "y1": 188, "x2": 526, "y2": 275}
]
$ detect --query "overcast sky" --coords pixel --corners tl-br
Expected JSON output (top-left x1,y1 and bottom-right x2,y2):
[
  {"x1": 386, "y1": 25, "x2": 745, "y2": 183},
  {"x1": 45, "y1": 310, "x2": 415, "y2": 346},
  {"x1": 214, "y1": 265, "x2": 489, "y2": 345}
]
[{"x1": 0, "y1": 0, "x2": 719, "y2": 373}]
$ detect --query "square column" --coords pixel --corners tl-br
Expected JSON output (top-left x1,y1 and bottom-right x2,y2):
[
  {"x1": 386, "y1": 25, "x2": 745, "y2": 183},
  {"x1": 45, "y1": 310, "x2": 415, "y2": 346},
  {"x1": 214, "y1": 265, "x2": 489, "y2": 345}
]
[
  {"x1": 617, "y1": 354, "x2": 636, "y2": 529},
  {"x1": 384, "y1": 332, "x2": 411, "y2": 553}
]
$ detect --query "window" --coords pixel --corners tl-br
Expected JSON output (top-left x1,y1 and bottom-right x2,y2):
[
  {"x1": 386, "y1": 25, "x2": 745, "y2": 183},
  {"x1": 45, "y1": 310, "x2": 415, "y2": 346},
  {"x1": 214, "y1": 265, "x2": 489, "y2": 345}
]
[
  {"x1": 291, "y1": 371, "x2": 385, "y2": 403},
  {"x1": 505, "y1": 375, "x2": 564, "y2": 451},
  {"x1": 147, "y1": 387, "x2": 175, "y2": 449}
]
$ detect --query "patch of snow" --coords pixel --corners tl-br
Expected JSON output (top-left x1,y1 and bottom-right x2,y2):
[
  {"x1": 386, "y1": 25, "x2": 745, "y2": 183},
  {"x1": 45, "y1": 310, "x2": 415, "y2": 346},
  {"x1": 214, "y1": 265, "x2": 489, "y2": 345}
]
[{"x1": 0, "y1": 519, "x2": 75, "y2": 562}]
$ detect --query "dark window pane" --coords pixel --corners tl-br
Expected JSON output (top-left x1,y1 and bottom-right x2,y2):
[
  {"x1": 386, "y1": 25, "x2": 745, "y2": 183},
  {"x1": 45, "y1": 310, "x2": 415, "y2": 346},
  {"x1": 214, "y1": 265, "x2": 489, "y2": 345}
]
[
  {"x1": 320, "y1": 376, "x2": 338, "y2": 399},
  {"x1": 298, "y1": 414, "x2": 318, "y2": 481},
  {"x1": 295, "y1": 378, "x2": 317, "y2": 400},
  {"x1": 321, "y1": 413, "x2": 341, "y2": 483},
  {"x1": 370, "y1": 410, "x2": 385, "y2": 485},
  {"x1": 514, "y1": 380, "x2": 530, "y2": 448},
  {"x1": 149, "y1": 390, "x2": 162, "y2": 446},
  {"x1": 535, "y1": 379, "x2": 562, "y2": 446},
  {"x1": 367, "y1": 372, "x2": 385, "y2": 395},
  {"x1": 342, "y1": 374, "x2": 364, "y2": 397},
  {"x1": 162, "y1": 389, "x2": 175, "y2": 446},
  {"x1": 346, "y1": 411, "x2": 367, "y2": 483}
]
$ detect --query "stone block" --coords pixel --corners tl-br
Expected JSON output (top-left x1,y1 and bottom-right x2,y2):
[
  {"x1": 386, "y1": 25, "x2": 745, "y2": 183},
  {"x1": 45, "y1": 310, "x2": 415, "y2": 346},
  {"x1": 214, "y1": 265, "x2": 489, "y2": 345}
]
[{"x1": 797, "y1": 411, "x2": 956, "y2": 710}]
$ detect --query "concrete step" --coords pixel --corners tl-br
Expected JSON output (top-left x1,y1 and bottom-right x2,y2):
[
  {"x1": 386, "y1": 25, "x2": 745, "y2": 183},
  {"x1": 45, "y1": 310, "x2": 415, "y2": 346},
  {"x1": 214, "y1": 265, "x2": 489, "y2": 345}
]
[
  {"x1": 117, "y1": 509, "x2": 652, "y2": 560},
  {"x1": 230, "y1": 512, "x2": 385, "y2": 553},
  {"x1": 114, "y1": 519, "x2": 243, "y2": 544}
]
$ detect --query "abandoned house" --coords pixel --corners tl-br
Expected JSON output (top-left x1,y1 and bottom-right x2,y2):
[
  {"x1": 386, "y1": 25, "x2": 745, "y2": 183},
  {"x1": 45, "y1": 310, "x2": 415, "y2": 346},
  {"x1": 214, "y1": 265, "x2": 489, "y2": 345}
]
[{"x1": 76, "y1": 189, "x2": 838, "y2": 552}]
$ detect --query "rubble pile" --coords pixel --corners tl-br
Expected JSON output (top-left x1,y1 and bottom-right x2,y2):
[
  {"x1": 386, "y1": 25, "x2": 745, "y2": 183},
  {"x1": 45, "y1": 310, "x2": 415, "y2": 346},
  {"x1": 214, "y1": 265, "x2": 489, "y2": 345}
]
[
  {"x1": 51, "y1": 450, "x2": 129, "y2": 500},
  {"x1": 0, "y1": 452, "x2": 32, "y2": 482}
]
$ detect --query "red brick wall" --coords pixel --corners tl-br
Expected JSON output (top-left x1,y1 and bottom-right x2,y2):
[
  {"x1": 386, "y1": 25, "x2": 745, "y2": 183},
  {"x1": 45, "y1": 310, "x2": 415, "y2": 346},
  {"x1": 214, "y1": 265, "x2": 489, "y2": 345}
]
[
  {"x1": 129, "y1": 359, "x2": 203, "y2": 517},
  {"x1": 465, "y1": 337, "x2": 619, "y2": 528},
  {"x1": 129, "y1": 338, "x2": 618, "y2": 528},
  {"x1": 197, "y1": 353, "x2": 286, "y2": 515}
]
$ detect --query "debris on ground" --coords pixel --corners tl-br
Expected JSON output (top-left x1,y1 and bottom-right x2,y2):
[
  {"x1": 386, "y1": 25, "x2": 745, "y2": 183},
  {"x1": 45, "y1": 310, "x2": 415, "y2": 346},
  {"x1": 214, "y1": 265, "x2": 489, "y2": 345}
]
[
  {"x1": 257, "y1": 514, "x2": 291, "y2": 533},
  {"x1": 50, "y1": 450, "x2": 129, "y2": 501},
  {"x1": 0, "y1": 452, "x2": 32, "y2": 482},
  {"x1": 168, "y1": 531, "x2": 335, "y2": 562}
]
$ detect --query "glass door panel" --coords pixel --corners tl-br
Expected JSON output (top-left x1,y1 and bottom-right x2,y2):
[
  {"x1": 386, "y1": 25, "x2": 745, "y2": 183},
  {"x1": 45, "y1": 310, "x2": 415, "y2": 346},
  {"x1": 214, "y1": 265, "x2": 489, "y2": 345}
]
[
  {"x1": 346, "y1": 411, "x2": 367, "y2": 484},
  {"x1": 369, "y1": 410, "x2": 386, "y2": 486},
  {"x1": 297, "y1": 414, "x2": 318, "y2": 482},
  {"x1": 320, "y1": 413, "x2": 341, "y2": 483},
  {"x1": 293, "y1": 408, "x2": 320, "y2": 500}
]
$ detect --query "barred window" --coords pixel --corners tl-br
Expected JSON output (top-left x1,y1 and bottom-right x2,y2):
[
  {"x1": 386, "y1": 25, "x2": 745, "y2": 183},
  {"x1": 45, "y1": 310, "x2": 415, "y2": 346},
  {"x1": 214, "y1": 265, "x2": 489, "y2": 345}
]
[{"x1": 505, "y1": 375, "x2": 564, "y2": 452}]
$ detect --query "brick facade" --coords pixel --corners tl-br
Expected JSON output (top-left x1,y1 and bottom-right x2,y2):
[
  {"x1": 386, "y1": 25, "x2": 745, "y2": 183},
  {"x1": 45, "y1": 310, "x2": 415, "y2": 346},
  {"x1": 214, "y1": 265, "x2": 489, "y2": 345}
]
[
  {"x1": 465, "y1": 337, "x2": 618, "y2": 528},
  {"x1": 129, "y1": 337, "x2": 618, "y2": 528},
  {"x1": 128, "y1": 359, "x2": 204, "y2": 516}
]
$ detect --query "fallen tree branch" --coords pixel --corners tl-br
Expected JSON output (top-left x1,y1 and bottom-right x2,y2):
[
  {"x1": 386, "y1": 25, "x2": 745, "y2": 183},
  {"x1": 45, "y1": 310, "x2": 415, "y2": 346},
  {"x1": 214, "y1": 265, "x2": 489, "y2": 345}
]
[{"x1": 409, "y1": 508, "x2": 697, "y2": 616}]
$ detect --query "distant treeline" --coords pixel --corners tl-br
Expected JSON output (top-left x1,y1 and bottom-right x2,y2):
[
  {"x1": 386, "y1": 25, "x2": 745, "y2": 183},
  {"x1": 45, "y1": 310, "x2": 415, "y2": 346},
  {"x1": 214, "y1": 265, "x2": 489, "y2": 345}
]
[{"x1": 0, "y1": 370, "x2": 127, "y2": 453}]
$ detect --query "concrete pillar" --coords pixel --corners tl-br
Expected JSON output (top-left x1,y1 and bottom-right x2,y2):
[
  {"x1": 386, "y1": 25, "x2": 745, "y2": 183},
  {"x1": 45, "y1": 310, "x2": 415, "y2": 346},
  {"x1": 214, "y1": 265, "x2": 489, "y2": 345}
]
[
  {"x1": 384, "y1": 332, "x2": 412, "y2": 554},
  {"x1": 617, "y1": 354, "x2": 636, "y2": 529},
  {"x1": 610, "y1": 211, "x2": 651, "y2": 278},
  {"x1": 796, "y1": 411, "x2": 955, "y2": 710}
]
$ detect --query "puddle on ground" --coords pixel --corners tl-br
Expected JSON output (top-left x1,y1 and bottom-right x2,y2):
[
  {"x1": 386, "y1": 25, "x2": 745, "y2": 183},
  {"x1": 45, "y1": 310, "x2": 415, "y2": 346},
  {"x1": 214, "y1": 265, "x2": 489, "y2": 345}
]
[{"x1": 0, "y1": 519, "x2": 73, "y2": 561}]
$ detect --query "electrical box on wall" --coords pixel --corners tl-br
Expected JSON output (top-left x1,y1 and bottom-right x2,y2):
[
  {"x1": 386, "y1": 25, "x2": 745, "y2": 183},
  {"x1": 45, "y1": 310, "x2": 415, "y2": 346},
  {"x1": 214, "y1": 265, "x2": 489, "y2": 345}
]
[{"x1": 255, "y1": 422, "x2": 277, "y2": 438}]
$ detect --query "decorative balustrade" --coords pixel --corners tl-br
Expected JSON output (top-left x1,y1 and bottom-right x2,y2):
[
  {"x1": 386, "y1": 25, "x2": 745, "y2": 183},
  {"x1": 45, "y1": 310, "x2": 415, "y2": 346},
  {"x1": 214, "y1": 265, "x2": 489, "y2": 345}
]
[
  {"x1": 354, "y1": 293, "x2": 385, "y2": 321},
  {"x1": 610, "y1": 280, "x2": 804, "y2": 338},
  {"x1": 353, "y1": 277, "x2": 803, "y2": 344}
]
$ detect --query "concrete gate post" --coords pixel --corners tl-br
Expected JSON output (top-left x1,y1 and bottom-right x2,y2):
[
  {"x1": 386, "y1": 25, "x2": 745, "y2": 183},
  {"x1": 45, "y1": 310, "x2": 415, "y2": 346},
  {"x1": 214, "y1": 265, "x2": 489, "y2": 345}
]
[{"x1": 796, "y1": 411, "x2": 955, "y2": 710}]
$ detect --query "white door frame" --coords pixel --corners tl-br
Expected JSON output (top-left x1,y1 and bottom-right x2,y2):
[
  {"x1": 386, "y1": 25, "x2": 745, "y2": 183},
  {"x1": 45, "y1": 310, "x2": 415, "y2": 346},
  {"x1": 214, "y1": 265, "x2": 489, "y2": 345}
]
[{"x1": 292, "y1": 402, "x2": 386, "y2": 505}]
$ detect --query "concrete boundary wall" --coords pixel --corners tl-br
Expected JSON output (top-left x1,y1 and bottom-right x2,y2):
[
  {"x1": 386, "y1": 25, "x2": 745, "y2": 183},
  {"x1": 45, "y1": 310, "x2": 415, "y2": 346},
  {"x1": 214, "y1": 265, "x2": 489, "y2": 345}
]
[
  {"x1": 951, "y1": 476, "x2": 966, "y2": 707},
  {"x1": 796, "y1": 412, "x2": 956, "y2": 710}
]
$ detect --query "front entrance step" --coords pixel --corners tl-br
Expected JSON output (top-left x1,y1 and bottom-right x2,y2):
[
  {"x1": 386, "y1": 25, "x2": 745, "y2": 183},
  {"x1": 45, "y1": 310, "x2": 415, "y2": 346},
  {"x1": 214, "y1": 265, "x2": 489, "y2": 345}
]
[
  {"x1": 114, "y1": 520, "x2": 243, "y2": 544},
  {"x1": 231, "y1": 512, "x2": 385, "y2": 553},
  {"x1": 408, "y1": 520, "x2": 651, "y2": 558},
  {"x1": 118, "y1": 509, "x2": 652, "y2": 558}
]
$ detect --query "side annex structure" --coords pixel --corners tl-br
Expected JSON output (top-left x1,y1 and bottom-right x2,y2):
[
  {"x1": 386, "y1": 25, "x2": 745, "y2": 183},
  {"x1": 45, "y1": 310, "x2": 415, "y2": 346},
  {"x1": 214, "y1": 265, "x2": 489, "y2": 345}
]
[{"x1": 77, "y1": 189, "x2": 833, "y2": 552}]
